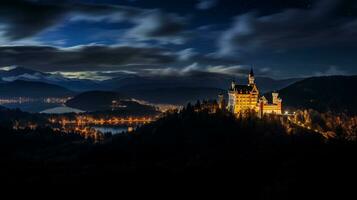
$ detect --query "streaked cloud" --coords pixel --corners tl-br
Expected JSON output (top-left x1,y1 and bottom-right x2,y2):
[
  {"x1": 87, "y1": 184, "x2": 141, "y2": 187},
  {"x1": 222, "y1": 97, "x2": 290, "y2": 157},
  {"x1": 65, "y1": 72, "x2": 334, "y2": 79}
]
[
  {"x1": 124, "y1": 10, "x2": 190, "y2": 44},
  {"x1": 196, "y1": 0, "x2": 218, "y2": 10},
  {"x1": 315, "y1": 66, "x2": 347, "y2": 77},
  {"x1": 218, "y1": 0, "x2": 357, "y2": 57},
  {"x1": 0, "y1": 0, "x2": 189, "y2": 45},
  {"x1": 0, "y1": 45, "x2": 177, "y2": 72}
]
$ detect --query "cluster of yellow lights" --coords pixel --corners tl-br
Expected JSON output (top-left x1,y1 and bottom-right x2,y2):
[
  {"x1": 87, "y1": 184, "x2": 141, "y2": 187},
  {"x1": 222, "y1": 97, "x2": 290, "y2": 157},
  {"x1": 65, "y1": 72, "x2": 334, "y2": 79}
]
[
  {"x1": 51, "y1": 116, "x2": 154, "y2": 126},
  {"x1": 286, "y1": 114, "x2": 332, "y2": 139},
  {"x1": 45, "y1": 115, "x2": 157, "y2": 141}
]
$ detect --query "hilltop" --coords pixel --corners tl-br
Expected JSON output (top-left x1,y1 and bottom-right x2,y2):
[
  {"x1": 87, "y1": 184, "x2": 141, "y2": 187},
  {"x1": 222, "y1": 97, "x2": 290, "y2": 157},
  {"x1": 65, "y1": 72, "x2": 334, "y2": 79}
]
[
  {"x1": 278, "y1": 75, "x2": 357, "y2": 115},
  {"x1": 65, "y1": 91, "x2": 159, "y2": 116},
  {"x1": 0, "y1": 80, "x2": 74, "y2": 98}
]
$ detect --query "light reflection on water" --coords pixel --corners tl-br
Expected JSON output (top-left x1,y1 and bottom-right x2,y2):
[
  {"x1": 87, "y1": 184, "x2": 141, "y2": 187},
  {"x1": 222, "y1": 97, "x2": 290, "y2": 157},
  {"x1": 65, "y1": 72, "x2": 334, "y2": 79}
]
[{"x1": 92, "y1": 126, "x2": 130, "y2": 135}]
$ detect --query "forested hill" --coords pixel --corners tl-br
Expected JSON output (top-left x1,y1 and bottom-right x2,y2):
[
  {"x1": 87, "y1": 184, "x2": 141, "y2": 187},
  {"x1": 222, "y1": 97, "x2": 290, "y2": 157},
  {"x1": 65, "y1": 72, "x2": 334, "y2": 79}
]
[{"x1": 278, "y1": 75, "x2": 357, "y2": 115}]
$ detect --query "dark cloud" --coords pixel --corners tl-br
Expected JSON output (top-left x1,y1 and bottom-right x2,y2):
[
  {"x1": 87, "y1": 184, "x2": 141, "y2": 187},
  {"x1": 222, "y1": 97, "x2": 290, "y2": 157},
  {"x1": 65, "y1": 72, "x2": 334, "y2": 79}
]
[
  {"x1": 0, "y1": 0, "x2": 66, "y2": 40},
  {"x1": 0, "y1": 43, "x2": 245, "y2": 78},
  {"x1": 1, "y1": 0, "x2": 355, "y2": 78},
  {"x1": 218, "y1": 0, "x2": 357, "y2": 57},
  {"x1": 0, "y1": 45, "x2": 177, "y2": 72},
  {"x1": 0, "y1": 0, "x2": 188, "y2": 43},
  {"x1": 125, "y1": 10, "x2": 189, "y2": 44},
  {"x1": 196, "y1": 0, "x2": 218, "y2": 10}
]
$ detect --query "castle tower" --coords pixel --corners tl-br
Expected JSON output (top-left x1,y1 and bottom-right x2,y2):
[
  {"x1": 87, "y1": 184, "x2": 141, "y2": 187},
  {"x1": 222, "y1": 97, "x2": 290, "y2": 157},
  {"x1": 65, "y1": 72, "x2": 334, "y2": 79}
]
[
  {"x1": 218, "y1": 93, "x2": 226, "y2": 110},
  {"x1": 248, "y1": 68, "x2": 255, "y2": 85},
  {"x1": 272, "y1": 92, "x2": 282, "y2": 114},
  {"x1": 272, "y1": 92, "x2": 279, "y2": 104},
  {"x1": 258, "y1": 96, "x2": 267, "y2": 118}
]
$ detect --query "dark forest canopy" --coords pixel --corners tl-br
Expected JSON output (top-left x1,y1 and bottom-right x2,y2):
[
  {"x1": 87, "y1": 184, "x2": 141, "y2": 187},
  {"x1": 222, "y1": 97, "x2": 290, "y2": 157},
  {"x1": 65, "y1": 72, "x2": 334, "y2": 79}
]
[{"x1": 0, "y1": 106, "x2": 356, "y2": 198}]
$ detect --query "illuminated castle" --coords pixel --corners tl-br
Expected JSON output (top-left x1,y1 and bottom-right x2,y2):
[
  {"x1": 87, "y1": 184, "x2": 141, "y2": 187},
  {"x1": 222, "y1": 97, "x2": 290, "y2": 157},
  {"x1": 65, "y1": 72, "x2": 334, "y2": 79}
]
[{"x1": 226, "y1": 68, "x2": 282, "y2": 116}]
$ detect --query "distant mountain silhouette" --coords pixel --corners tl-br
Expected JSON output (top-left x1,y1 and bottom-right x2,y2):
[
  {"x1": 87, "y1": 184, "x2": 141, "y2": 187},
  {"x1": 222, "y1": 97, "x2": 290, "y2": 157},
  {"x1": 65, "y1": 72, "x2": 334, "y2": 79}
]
[
  {"x1": 123, "y1": 87, "x2": 226, "y2": 105},
  {"x1": 105, "y1": 72, "x2": 300, "y2": 105},
  {"x1": 0, "y1": 80, "x2": 75, "y2": 98},
  {"x1": 104, "y1": 71, "x2": 300, "y2": 93},
  {"x1": 0, "y1": 67, "x2": 104, "y2": 92},
  {"x1": 0, "y1": 67, "x2": 300, "y2": 95},
  {"x1": 278, "y1": 76, "x2": 357, "y2": 115},
  {"x1": 66, "y1": 91, "x2": 158, "y2": 115}
]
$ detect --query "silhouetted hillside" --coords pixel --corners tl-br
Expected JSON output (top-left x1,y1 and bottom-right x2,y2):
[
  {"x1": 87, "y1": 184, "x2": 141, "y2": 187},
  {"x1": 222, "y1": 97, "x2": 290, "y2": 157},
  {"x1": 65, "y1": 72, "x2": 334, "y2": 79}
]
[
  {"x1": 66, "y1": 91, "x2": 128, "y2": 111},
  {"x1": 66, "y1": 91, "x2": 158, "y2": 115},
  {"x1": 104, "y1": 72, "x2": 300, "y2": 92},
  {"x1": 0, "y1": 80, "x2": 74, "y2": 97},
  {"x1": 1, "y1": 107, "x2": 355, "y2": 198},
  {"x1": 122, "y1": 87, "x2": 225, "y2": 105},
  {"x1": 279, "y1": 76, "x2": 357, "y2": 115}
]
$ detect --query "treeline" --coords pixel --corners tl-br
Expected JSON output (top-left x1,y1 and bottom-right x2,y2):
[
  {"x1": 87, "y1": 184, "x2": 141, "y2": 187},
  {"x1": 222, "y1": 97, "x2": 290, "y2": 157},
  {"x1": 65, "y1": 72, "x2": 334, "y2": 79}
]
[
  {"x1": 290, "y1": 109, "x2": 357, "y2": 140},
  {"x1": 0, "y1": 108, "x2": 47, "y2": 126}
]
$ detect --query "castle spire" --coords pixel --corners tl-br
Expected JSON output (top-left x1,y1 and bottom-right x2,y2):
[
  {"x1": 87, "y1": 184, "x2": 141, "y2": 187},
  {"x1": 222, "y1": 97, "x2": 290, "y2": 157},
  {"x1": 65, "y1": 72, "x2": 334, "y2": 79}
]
[
  {"x1": 248, "y1": 66, "x2": 255, "y2": 85},
  {"x1": 231, "y1": 79, "x2": 236, "y2": 90}
]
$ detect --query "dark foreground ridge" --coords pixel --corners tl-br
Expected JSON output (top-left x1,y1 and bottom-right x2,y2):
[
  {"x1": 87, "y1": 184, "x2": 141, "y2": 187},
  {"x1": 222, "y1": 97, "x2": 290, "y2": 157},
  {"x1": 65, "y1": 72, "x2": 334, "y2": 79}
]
[{"x1": 0, "y1": 106, "x2": 356, "y2": 198}]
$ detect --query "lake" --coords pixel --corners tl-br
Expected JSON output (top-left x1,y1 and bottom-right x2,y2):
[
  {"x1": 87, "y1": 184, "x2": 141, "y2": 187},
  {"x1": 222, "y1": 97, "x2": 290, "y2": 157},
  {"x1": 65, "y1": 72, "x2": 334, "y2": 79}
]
[
  {"x1": 4, "y1": 102, "x2": 62, "y2": 113},
  {"x1": 92, "y1": 125, "x2": 131, "y2": 135},
  {"x1": 40, "y1": 106, "x2": 85, "y2": 114}
]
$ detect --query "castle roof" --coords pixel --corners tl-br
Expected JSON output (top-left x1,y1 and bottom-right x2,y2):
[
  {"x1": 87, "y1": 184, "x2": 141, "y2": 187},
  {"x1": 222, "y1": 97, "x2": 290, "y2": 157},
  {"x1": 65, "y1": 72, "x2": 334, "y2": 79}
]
[
  {"x1": 260, "y1": 96, "x2": 267, "y2": 101},
  {"x1": 230, "y1": 84, "x2": 254, "y2": 94}
]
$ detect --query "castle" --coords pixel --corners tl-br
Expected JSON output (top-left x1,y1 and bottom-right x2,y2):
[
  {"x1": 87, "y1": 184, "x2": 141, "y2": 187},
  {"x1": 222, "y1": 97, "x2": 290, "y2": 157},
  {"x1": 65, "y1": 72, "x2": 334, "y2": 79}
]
[{"x1": 224, "y1": 69, "x2": 282, "y2": 116}]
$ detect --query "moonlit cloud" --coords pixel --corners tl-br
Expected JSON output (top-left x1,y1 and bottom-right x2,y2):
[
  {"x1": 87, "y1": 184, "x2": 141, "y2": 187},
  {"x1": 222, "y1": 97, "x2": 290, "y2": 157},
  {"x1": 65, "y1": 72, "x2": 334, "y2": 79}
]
[
  {"x1": 125, "y1": 10, "x2": 189, "y2": 44},
  {"x1": 51, "y1": 70, "x2": 137, "y2": 81},
  {"x1": 205, "y1": 65, "x2": 248, "y2": 75},
  {"x1": 0, "y1": 66, "x2": 17, "y2": 71},
  {"x1": 315, "y1": 66, "x2": 347, "y2": 77},
  {"x1": 0, "y1": 45, "x2": 177, "y2": 72},
  {"x1": 142, "y1": 63, "x2": 250, "y2": 77},
  {"x1": 0, "y1": 0, "x2": 356, "y2": 79},
  {"x1": 178, "y1": 48, "x2": 198, "y2": 61},
  {"x1": 196, "y1": 0, "x2": 218, "y2": 10},
  {"x1": 0, "y1": 0, "x2": 189, "y2": 45}
]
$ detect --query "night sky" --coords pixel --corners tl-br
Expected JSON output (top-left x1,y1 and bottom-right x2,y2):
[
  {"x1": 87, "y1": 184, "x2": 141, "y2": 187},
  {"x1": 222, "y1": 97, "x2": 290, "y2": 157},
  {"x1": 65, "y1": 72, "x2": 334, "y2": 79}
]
[{"x1": 0, "y1": 0, "x2": 356, "y2": 79}]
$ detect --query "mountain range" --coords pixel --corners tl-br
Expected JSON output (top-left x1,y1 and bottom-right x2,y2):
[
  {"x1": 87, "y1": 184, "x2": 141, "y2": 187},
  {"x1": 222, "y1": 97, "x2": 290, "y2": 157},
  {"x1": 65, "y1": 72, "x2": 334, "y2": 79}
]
[
  {"x1": 2, "y1": 67, "x2": 357, "y2": 115},
  {"x1": 0, "y1": 80, "x2": 74, "y2": 98},
  {"x1": 0, "y1": 67, "x2": 103, "y2": 92},
  {"x1": 0, "y1": 67, "x2": 300, "y2": 104},
  {"x1": 109, "y1": 72, "x2": 300, "y2": 104},
  {"x1": 122, "y1": 87, "x2": 226, "y2": 105},
  {"x1": 104, "y1": 71, "x2": 300, "y2": 93}
]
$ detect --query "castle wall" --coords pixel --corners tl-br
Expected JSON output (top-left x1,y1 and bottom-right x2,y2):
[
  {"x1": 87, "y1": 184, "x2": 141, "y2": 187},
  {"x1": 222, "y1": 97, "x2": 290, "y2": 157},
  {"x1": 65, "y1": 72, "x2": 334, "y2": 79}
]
[
  {"x1": 233, "y1": 93, "x2": 259, "y2": 113},
  {"x1": 261, "y1": 104, "x2": 282, "y2": 115}
]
